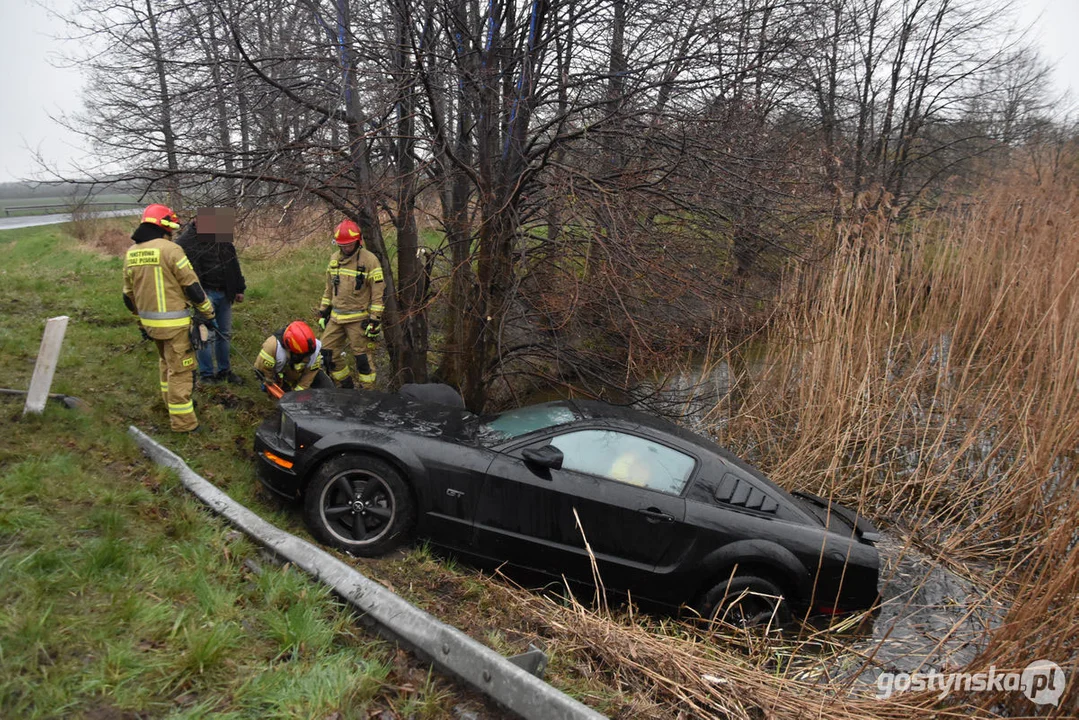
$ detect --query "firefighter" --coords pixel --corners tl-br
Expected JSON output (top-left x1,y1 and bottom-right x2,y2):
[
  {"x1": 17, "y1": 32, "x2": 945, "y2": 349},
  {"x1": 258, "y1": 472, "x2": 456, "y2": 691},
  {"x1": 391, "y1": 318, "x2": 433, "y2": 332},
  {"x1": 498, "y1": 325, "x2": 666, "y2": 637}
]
[
  {"x1": 254, "y1": 320, "x2": 333, "y2": 397},
  {"x1": 316, "y1": 219, "x2": 385, "y2": 389},
  {"x1": 122, "y1": 204, "x2": 216, "y2": 433}
]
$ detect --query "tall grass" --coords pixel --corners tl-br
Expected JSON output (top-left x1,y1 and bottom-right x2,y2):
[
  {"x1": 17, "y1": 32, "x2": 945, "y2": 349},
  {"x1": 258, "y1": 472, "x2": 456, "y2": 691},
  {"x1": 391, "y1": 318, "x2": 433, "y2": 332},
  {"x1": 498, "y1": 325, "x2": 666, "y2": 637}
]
[{"x1": 704, "y1": 169, "x2": 1079, "y2": 714}]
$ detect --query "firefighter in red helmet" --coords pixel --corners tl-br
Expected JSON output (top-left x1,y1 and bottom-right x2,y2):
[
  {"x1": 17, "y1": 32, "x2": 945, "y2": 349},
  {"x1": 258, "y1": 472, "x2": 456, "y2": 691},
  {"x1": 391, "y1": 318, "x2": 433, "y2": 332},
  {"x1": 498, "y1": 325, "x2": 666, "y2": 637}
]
[
  {"x1": 316, "y1": 219, "x2": 385, "y2": 389},
  {"x1": 254, "y1": 320, "x2": 333, "y2": 398},
  {"x1": 122, "y1": 204, "x2": 216, "y2": 432}
]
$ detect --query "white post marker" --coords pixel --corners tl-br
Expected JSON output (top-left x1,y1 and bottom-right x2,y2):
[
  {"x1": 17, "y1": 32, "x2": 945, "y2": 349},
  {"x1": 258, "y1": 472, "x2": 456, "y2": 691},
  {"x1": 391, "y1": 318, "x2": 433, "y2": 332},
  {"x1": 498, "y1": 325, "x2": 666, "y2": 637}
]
[{"x1": 24, "y1": 316, "x2": 70, "y2": 415}]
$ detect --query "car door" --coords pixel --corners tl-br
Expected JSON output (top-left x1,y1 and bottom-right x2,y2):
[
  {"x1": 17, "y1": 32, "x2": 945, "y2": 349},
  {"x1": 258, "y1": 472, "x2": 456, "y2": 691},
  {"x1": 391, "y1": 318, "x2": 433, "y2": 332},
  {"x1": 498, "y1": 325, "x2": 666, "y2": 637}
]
[
  {"x1": 410, "y1": 436, "x2": 497, "y2": 551},
  {"x1": 474, "y1": 428, "x2": 699, "y2": 596}
]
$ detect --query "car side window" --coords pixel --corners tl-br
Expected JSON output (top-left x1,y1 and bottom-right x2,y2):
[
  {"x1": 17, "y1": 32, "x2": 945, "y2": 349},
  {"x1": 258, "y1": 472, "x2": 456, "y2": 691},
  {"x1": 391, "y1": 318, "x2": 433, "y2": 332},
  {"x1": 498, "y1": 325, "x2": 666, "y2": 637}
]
[{"x1": 547, "y1": 429, "x2": 696, "y2": 495}]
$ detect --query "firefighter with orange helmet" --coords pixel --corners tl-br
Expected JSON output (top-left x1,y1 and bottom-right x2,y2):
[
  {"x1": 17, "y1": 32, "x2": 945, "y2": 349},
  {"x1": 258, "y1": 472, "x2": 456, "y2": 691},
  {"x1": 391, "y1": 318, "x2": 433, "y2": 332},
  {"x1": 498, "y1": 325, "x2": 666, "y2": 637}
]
[
  {"x1": 316, "y1": 219, "x2": 385, "y2": 389},
  {"x1": 122, "y1": 204, "x2": 216, "y2": 432},
  {"x1": 254, "y1": 320, "x2": 333, "y2": 397}
]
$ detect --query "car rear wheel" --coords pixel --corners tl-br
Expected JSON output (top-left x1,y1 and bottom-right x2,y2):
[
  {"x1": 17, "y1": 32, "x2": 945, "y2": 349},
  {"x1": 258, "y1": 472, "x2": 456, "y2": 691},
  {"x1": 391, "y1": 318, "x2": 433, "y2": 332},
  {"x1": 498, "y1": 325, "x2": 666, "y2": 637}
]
[
  {"x1": 698, "y1": 575, "x2": 792, "y2": 628},
  {"x1": 303, "y1": 454, "x2": 415, "y2": 556}
]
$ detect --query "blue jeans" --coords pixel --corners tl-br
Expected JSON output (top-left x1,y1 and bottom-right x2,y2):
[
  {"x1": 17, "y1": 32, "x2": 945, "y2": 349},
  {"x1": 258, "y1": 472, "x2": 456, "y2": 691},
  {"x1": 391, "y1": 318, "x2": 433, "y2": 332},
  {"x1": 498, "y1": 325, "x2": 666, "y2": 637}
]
[{"x1": 196, "y1": 289, "x2": 233, "y2": 379}]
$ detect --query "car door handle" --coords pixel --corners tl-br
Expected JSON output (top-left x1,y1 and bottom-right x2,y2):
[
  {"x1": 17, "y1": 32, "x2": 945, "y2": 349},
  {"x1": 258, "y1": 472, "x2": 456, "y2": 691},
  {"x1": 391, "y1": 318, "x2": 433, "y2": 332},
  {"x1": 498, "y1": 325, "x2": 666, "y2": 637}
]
[{"x1": 638, "y1": 507, "x2": 674, "y2": 523}]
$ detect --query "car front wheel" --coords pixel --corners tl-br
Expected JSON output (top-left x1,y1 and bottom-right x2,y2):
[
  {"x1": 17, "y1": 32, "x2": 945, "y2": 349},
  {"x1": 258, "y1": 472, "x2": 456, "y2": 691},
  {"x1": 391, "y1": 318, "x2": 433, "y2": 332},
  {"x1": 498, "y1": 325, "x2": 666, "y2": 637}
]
[
  {"x1": 698, "y1": 575, "x2": 792, "y2": 628},
  {"x1": 303, "y1": 454, "x2": 416, "y2": 556}
]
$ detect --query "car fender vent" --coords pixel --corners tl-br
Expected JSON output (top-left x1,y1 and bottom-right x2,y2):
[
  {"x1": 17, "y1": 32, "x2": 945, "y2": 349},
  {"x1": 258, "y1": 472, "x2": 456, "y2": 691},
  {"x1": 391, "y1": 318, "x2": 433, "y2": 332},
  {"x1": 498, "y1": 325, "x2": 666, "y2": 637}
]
[
  {"x1": 715, "y1": 474, "x2": 738, "y2": 502},
  {"x1": 715, "y1": 473, "x2": 778, "y2": 514}
]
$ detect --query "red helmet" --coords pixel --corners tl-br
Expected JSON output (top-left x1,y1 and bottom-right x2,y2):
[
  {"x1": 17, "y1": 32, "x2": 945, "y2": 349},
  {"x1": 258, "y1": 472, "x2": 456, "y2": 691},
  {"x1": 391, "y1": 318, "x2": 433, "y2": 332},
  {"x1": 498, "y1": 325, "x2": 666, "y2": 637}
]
[
  {"x1": 334, "y1": 219, "x2": 362, "y2": 246},
  {"x1": 142, "y1": 203, "x2": 180, "y2": 232},
  {"x1": 282, "y1": 321, "x2": 317, "y2": 356}
]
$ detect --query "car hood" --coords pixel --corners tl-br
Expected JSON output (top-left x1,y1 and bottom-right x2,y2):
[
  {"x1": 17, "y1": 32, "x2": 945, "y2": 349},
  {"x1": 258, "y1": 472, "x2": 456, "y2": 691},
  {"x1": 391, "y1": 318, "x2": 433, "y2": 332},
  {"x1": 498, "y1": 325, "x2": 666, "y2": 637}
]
[{"x1": 279, "y1": 389, "x2": 480, "y2": 443}]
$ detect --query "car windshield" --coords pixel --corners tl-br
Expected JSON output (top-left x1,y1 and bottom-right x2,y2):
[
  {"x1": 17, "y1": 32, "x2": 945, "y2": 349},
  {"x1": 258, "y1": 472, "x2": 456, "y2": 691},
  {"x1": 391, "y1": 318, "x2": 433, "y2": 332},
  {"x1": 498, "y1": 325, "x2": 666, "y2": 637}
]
[{"x1": 477, "y1": 403, "x2": 579, "y2": 445}]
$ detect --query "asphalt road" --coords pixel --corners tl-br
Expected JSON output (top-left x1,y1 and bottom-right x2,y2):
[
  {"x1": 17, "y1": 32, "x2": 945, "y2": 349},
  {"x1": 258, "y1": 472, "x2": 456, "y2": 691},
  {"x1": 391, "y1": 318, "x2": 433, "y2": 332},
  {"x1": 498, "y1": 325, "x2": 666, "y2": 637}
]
[{"x1": 0, "y1": 209, "x2": 139, "y2": 231}]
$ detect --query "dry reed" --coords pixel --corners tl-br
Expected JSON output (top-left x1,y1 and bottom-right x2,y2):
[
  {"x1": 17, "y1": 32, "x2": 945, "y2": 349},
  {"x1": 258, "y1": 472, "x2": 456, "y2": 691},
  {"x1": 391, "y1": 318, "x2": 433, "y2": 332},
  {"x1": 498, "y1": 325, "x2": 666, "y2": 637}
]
[{"x1": 709, "y1": 167, "x2": 1079, "y2": 716}]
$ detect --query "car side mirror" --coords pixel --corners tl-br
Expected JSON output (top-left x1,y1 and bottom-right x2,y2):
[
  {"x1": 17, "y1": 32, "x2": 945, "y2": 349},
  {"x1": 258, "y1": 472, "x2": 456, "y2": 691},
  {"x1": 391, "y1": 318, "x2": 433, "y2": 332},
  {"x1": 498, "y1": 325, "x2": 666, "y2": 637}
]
[{"x1": 522, "y1": 445, "x2": 563, "y2": 470}]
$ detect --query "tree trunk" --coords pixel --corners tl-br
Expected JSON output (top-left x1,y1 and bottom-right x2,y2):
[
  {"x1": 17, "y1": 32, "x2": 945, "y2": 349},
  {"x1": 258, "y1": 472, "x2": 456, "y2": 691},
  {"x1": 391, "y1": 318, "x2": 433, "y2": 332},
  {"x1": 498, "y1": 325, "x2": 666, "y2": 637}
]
[{"x1": 145, "y1": 0, "x2": 181, "y2": 209}]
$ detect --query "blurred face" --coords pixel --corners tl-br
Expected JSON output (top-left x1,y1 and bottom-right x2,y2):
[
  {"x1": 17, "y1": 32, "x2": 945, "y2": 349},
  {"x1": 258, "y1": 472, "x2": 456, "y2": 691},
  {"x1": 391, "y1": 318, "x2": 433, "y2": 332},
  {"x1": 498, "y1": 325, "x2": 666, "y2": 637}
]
[
  {"x1": 338, "y1": 240, "x2": 360, "y2": 256},
  {"x1": 197, "y1": 207, "x2": 236, "y2": 242}
]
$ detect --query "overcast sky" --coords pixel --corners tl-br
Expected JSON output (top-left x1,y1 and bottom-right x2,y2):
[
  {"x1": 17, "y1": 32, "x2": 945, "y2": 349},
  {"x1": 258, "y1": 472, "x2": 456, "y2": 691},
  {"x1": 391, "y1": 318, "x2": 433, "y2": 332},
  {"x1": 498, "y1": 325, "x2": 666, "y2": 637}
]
[{"x1": 2, "y1": 0, "x2": 1077, "y2": 183}]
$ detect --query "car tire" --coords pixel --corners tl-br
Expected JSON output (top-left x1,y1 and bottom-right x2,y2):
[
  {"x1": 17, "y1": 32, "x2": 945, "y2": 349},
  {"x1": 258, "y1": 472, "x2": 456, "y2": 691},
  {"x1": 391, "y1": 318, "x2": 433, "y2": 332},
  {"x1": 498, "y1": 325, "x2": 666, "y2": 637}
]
[
  {"x1": 303, "y1": 454, "x2": 416, "y2": 556},
  {"x1": 698, "y1": 575, "x2": 793, "y2": 628}
]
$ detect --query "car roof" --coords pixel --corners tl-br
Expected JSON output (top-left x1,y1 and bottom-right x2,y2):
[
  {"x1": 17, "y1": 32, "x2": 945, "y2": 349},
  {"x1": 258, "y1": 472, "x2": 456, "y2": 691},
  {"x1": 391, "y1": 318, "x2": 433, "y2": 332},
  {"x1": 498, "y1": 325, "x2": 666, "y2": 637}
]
[{"x1": 568, "y1": 399, "x2": 719, "y2": 450}]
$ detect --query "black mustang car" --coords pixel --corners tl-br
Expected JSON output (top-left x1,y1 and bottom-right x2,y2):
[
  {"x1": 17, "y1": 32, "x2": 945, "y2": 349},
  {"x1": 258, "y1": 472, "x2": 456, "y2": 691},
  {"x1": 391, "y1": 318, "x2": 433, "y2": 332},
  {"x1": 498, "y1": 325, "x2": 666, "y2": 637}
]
[{"x1": 255, "y1": 390, "x2": 880, "y2": 623}]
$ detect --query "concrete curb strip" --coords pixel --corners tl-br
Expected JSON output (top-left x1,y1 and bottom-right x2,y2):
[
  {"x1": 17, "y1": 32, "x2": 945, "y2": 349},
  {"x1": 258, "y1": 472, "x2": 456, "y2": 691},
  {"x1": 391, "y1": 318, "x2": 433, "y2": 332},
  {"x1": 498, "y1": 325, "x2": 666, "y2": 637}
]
[{"x1": 129, "y1": 426, "x2": 607, "y2": 720}]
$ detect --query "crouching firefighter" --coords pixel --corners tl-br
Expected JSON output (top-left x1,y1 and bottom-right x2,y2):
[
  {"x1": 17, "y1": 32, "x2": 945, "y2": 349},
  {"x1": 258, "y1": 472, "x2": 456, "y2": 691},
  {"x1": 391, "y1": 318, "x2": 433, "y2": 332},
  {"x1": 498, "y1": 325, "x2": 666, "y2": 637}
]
[
  {"x1": 254, "y1": 320, "x2": 333, "y2": 399},
  {"x1": 316, "y1": 219, "x2": 385, "y2": 390},
  {"x1": 122, "y1": 204, "x2": 216, "y2": 433}
]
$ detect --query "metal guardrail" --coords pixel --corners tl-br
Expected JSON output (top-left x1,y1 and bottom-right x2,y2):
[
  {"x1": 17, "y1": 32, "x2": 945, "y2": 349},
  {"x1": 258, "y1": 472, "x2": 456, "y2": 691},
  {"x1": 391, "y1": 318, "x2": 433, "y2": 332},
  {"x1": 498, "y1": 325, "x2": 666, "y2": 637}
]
[
  {"x1": 4, "y1": 202, "x2": 143, "y2": 216},
  {"x1": 128, "y1": 426, "x2": 608, "y2": 720}
]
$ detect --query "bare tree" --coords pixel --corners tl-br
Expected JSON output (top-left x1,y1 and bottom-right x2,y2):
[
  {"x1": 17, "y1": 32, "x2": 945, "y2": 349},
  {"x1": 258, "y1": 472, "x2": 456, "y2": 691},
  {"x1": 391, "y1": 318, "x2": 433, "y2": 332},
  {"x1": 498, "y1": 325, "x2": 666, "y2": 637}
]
[{"x1": 54, "y1": 0, "x2": 1061, "y2": 409}]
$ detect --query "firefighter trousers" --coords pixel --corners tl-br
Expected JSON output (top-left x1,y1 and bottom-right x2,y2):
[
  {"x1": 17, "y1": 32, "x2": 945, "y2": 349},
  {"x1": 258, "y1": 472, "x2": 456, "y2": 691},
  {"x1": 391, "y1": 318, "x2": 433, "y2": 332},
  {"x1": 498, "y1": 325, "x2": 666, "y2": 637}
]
[
  {"x1": 320, "y1": 319, "x2": 377, "y2": 389},
  {"x1": 153, "y1": 329, "x2": 198, "y2": 432}
]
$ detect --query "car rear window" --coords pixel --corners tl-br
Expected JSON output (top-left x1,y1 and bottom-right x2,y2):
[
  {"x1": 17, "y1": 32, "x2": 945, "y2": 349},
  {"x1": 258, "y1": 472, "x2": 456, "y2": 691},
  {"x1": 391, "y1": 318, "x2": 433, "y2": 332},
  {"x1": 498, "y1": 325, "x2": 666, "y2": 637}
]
[{"x1": 478, "y1": 403, "x2": 579, "y2": 444}]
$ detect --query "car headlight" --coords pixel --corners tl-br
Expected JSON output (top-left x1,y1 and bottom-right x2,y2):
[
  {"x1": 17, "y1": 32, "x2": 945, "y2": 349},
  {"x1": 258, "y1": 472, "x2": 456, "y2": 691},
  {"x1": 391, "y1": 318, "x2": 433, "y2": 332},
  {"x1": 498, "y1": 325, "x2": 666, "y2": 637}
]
[{"x1": 280, "y1": 412, "x2": 296, "y2": 449}]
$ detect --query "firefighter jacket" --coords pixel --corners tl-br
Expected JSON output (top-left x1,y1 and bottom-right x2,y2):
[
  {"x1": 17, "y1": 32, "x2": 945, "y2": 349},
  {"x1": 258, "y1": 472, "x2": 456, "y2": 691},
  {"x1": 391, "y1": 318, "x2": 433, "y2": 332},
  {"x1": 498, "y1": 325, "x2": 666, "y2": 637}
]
[
  {"x1": 255, "y1": 335, "x2": 324, "y2": 391},
  {"x1": 319, "y1": 247, "x2": 385, "y2": 324},
  {"x1": 123, "y1": 237, "x2": 214, "y2": 339}
]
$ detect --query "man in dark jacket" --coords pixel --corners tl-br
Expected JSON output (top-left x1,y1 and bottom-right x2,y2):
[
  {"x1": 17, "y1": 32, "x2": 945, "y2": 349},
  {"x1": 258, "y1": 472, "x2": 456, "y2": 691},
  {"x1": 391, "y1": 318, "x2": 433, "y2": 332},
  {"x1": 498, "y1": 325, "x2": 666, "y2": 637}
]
[{"x1": 176, "y1": 207, "x2": 246, "y2": 384}]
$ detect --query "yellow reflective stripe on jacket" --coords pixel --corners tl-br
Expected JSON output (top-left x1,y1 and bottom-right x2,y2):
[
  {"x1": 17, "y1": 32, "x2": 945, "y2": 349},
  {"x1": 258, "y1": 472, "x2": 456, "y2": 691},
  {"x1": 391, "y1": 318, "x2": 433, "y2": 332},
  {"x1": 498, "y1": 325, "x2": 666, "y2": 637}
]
[
  {"x1": 331, "y1": 309, "x2": 369, "y2": 322},
  {"x1": 195, "y1": 298, "x2": 213, "y2": 316},
  {"x1": 258, "y1": 350, "x2": 276, "y2": 368},
  {"x1": 140, "y1": 316, "x2": 192, "y2": 328},
  {"x1": 168, "y1": 401, "x2": 194, "y2": 415},
  {"x1": 335, "y1": 268, "x2": 361, "y2": 277},
  {"x1": 320, "y1": 297, "x2": 331, "y2": 308},
  {"x1": 369, "y1": 268, "x2": 384, "y2": 282},
  {"x1": 176, "y1": 256, "x2": 191, "y2": 270},
  {"x1": 154, "y1": 267, "x2": 167, "y2": 311},
  {"x1": 368, "y1": 304, "x2": 384, "y2": 313}
]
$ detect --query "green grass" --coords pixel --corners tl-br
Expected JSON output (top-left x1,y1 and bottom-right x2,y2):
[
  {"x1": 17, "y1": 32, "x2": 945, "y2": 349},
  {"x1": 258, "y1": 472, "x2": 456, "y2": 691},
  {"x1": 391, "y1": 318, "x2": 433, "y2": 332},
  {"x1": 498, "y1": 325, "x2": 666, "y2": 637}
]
[{"x1": 0, "y1": 222, "x2": 475, "y2": 718}]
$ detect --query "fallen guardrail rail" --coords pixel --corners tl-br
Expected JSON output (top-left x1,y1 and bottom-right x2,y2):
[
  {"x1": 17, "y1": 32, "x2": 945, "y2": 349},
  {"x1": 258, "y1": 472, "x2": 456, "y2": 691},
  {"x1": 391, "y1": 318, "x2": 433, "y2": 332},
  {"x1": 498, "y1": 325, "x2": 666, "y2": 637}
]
[{"x1": 129, "y1": 426, "x2": 607, "y2": 720}]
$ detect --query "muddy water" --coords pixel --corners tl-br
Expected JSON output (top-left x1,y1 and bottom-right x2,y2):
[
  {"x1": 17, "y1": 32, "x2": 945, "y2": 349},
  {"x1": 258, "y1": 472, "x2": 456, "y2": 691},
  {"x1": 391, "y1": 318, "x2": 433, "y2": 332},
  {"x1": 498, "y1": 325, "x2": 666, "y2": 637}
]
[{"x1": 826, "y1": 534, "x2": 1004, "y2": 689}]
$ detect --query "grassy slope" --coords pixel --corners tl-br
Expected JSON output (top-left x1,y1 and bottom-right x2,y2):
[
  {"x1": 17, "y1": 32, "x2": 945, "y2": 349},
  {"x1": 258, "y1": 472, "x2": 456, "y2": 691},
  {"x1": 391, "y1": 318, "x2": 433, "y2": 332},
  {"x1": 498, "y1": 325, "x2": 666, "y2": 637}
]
[{"x1": 0, "y1": 223, "x2": 508, "y2": 719}]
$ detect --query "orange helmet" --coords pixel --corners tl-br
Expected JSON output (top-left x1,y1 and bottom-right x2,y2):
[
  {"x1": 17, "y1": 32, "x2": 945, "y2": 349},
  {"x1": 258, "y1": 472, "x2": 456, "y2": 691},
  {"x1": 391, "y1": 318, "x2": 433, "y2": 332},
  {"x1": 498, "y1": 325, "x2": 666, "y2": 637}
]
[
  {"x1": 141, "y1": 203, "x2": 180, "y2": 232},
  {"x1": 282, "y1": 321, "x2": 317, "y2": 356},
  {"x1": 334, "y1": 219, "x2": 362, "y2": 246}
]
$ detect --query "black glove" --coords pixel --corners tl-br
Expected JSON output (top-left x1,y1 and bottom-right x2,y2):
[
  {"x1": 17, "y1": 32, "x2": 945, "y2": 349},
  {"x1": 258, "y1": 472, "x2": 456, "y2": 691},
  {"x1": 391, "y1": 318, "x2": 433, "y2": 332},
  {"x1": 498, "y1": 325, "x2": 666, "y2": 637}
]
[
  {"x1": 139, "y1": 326, "x2": 151, "y2": 341},
  {"x1": 363, "y1": 319, "x2": 381, "y2": 339},
  {"x1": 318, "y1": 306, "x2": 332, "y2": 331}
]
